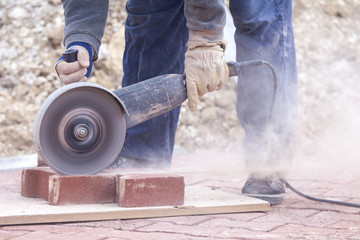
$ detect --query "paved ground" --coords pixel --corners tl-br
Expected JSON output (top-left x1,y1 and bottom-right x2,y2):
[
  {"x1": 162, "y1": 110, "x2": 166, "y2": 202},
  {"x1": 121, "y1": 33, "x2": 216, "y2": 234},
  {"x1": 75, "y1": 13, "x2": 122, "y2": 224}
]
[{"x1": 1, "y1": 150, "x2": 360, "y2": 239}]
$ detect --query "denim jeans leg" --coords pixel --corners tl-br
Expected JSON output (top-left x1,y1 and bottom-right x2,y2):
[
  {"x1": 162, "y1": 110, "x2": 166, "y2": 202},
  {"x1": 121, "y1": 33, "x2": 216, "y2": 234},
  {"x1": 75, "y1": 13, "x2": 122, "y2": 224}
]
[
  {"x1": 229, "y1": 0, "x2": 298, "y2": 176},
  {"x1": 119, "y1": 0, "x2": 188, "y2": 166}
]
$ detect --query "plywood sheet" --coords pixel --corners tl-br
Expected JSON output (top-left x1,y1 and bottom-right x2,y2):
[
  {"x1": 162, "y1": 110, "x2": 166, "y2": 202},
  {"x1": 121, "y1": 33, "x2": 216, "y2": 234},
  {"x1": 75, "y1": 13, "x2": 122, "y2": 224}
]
[{"x1": 0, "y1": 186, "x2": 269, "y2": 226}]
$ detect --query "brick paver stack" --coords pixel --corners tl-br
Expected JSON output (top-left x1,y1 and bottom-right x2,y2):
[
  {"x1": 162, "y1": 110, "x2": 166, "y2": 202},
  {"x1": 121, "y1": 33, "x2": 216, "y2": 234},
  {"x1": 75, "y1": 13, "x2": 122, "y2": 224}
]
[{"x1": 1, "y1": 150, "x2": 359, "y2": 239}]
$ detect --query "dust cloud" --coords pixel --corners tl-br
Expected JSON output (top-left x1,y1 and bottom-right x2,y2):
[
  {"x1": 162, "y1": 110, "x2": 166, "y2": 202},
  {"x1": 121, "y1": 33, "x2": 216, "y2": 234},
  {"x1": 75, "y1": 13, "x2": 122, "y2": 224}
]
[
  {"x1": 1, "y1": 0, "x2": 360, "y2": 179},
  {"x1": 179, "y1": 1, "x2": 360, "y2": 177}
]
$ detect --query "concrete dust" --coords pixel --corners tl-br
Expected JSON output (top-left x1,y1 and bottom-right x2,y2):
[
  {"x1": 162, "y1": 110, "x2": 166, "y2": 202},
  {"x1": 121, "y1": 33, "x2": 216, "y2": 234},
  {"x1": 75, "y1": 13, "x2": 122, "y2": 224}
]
[
  {"x1": 1, "y1": 0, "x2": 360, "y2": 178},
  {"x1": 292, "y1": 61, "x2": 360, "y2": 180}
]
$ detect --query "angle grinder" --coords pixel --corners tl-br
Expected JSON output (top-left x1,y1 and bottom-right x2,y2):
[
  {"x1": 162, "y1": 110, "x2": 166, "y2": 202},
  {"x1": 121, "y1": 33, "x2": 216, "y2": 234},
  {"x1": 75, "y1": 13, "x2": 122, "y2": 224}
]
[{"x1": 33, "y1": 48, "x2": 277, "y2": 175}]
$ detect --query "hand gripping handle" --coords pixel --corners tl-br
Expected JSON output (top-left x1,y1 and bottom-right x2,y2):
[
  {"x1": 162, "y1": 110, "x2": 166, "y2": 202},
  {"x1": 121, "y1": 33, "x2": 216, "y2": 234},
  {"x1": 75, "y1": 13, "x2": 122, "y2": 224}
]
[{"x1": 63, "y1": 48, "x2": 78, "y2": 63}]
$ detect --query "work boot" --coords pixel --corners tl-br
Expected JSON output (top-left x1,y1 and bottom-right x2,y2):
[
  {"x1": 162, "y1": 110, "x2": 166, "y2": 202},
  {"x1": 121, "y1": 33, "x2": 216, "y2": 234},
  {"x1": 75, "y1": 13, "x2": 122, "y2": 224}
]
[{"x1": 241, "y1": 175, "x2": 286, "y2": 205}]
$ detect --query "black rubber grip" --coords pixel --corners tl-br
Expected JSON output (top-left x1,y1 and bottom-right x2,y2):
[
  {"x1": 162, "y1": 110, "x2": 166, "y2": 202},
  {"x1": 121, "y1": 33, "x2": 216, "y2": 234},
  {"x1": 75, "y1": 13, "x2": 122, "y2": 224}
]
[{"x1": 63, "y1": 48, "x2": 78, "y2": 63}]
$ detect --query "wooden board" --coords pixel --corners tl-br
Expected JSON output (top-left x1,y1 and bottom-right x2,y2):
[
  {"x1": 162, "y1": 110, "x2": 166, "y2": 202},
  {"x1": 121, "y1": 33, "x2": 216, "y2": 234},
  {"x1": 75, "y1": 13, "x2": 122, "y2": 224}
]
[{"x1": 0, "y1": 186, "x2": 269, "y2": 226}]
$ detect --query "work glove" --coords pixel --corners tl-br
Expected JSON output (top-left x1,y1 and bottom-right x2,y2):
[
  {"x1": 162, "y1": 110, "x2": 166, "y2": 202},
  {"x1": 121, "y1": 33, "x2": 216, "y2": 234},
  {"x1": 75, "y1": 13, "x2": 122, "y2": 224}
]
[
  {"x1": 55, "y1": 42, "x2": 93, "y2": 85},
  {"x1": 184, "y1": 40, "x2": 229, "y2": 111}
]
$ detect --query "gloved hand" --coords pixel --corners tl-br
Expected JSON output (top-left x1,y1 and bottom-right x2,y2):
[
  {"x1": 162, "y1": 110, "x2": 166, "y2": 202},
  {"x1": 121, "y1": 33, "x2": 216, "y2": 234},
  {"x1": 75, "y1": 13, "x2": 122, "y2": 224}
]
[
  {"x1": 55, "y1": 42, "x2": 93, "y2": 85},
  {"x1": 184, "y1": 40, "x2": 229, "y2": 111}
]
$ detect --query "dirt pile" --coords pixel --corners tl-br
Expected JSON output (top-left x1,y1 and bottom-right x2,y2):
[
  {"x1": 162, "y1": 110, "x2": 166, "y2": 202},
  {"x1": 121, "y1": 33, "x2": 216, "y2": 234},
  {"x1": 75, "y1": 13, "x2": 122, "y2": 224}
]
[{"x1": 0, "y1": 0, "x2": 359, "y2": 157}]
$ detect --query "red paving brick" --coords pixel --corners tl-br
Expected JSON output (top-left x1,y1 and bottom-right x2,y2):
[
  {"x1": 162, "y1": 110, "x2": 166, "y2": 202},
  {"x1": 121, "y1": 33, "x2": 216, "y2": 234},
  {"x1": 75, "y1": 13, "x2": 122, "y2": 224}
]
[
  {"x1": 19, "y1": 167, "x2": 185, "y2": 207},
  {"x1": 20, "y1": 167, "x2": 55, "y2": 200},
  {"x1": 48, "y1": 174, "x2": 116, "y2": 205},
  {"x1": 214, "y1": 227, "x2": 290, "y2": 240},
  {"x1": 272, "y1": 223, "x2": 359, "y2": 239},
  {"x1": 198, "y1": 217, "x2": 285, "y2": 232},
  {"x1": 251, "y1": 208, "x2": 333, "y2": 228},
  {"x1": 288, "y1": 195, "x2": 360, "y2": 214},
  {"x1": 350, "y1": 233, "x2": 360, "y2": 240},
  {"x1": 328, "y1": 220, "x2": 360, "y2": 230},
  {"x1": 0, "y1": 230, "x2": 29, "y2": 240},
  {"x1": 147, "y1": 215, "x2": 220, "y2": 226},
  {"x1": 137, "y1": 221, "x2": 230, "y2": 237},
  {"x1": 2, "y1": 150, "x2": 360, "y2": 239},
  {"x1": 118, "y1": 174, "x2": 184, "y2": 207},
  {"x1": 12, "y1": 227, "x2": 218, "y2": 240}
]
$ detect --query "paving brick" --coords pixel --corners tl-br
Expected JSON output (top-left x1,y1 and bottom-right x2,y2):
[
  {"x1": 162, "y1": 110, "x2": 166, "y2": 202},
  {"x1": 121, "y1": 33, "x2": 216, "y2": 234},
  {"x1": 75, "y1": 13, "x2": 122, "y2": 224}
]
[
  {"x1": 20, "y1": 167, "x2": 55, "y2": 200},
  {"x1": 83, "y1": 228, "x2": 214, "y2": 240},
  {"x1": 0, "y1": 230, "x2": 29, "y2": 240},
  {"x1": 148, "y1": 215, "x2": 219, "y2": 226},
  {"x1": 286, "y1": 180, "x2": 338, "y2": 195},
  {"x1": 1, "y1": 225, "x2": 48, "y2": 232},
  {"x1": 350, "y1": 233, "x2": 360, "y2": 240},
  {"x1": 48, "y1": 174, "x2": 116, "y2": 205},
  {"x1": 138, "y1": 221, "x2": 286, "y2": 239},
  {"x1": 19, "y1": 168, "x2": 186, "y2": 206},
  {"x1": 12, "y1": 230, "x2": 77, "y2": 240},
  {"x1": 66, "y1": 219, "x2": 154, "y2": 231},
  {"x1": 4, "y1": 150, "x2": 360, "y2": 239},
  {"x1": 137, "y1": 221, "x2": 223, "y2": 237},
  {"x1": 289, "y1": 198, "x2": 360, "y2": 214},
  {"x1": 275, "y1": 194, "x2": 303, "y2": 208},
  {"x1": 323, "y1": 184, "x2": 360, "y2": 198},
  {"x1": 21, "y1": 230, "x2": 114, "y2": 240},
  {"x1": 101, "y1": 238, "x2": 129, "y2": 240},
  {"x1": 309, "y1": 211, "x2": 360, "y2": 227},
  {"x1": 16, "y1": 225, "x2": 216, "y2": 240},
  {"x1": 217, "y1": 212, "x2": 268, "y2": 221},
  {"x1": 272, "y1": 223, "x2": 357, "y2": 239},
  {"x1": 118, "y1": 174, "x2": 184, "y2": 207},
  {"x1": 2, "y1": 224, "x2": 83, "y2": 234},
  {"x1": 199, "y1": 218, "x2": 285, "y2": 232},
  {"x1": 252, "y1": 208, "x2": 324, "y2": 227},
  {"x1": 214, "y1": 227, "x2": 291, "y2": 240},
  {"x1": 115, "y1": 174, "x2": 124, "y2": 203},
  {"x1": 327, "y1": 220, "x2": 360, "y2": 231}
]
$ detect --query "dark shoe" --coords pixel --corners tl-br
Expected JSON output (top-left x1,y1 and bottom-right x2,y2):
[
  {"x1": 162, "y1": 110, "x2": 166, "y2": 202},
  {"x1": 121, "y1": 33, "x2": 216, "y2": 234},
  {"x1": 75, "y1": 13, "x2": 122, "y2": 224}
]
[{"x1": 241, "y1": 176, "x2": 285, "y2": 205}]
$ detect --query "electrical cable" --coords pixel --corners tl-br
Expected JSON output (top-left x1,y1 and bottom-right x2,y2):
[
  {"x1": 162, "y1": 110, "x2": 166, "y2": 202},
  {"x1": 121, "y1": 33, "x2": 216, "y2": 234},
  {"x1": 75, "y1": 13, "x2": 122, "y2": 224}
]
[
  {"x1": 233, "y1": 60, "x2": 360, "y2": 208},
  {"x1": 282, "y1": 179, "x2": 360, "y2": 208},
  {"x1": 229, "y1": 60, "x2": 278, "y2": 122},
  {"x1": 257, "y1": 62, "x2": 360, "y2": 208}
]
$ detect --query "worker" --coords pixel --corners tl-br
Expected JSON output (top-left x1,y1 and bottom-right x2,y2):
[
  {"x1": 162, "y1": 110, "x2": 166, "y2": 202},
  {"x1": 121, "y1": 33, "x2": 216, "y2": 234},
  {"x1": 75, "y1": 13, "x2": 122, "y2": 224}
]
[{"x1": 55, "y1": 0, "x2": 297, "y2": 205}]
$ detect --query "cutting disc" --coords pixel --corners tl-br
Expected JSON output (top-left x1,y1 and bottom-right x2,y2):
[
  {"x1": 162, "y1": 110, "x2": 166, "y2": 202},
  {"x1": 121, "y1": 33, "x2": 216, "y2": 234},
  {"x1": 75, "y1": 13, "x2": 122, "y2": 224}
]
[{"x1": 33, "y1": 82, "x2": 127, "y2": 175}]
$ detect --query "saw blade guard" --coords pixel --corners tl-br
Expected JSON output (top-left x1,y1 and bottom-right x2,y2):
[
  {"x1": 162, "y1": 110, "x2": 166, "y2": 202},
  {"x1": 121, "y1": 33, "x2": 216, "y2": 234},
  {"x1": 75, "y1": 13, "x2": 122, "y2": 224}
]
[{"x1": 33, "y1": 82, "x2": 127, "y2": 175}]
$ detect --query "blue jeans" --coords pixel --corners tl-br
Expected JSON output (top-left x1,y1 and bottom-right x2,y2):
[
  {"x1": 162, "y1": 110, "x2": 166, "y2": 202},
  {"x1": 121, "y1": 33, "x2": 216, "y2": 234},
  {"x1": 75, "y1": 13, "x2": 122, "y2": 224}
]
[
  {"x1": 230, "y1": 0, "x2": 297, "y2": 174},
  {"x1": 120, "y1": 0, "x2": 297, "y2": 172},
  {"x1": 119, "y1": 0, "x2": 188, "y2": 166}
]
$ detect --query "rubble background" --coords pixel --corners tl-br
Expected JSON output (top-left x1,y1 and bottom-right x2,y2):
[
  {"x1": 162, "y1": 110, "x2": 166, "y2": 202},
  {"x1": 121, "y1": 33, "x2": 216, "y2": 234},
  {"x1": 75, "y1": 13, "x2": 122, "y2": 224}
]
[{"x1": 0, "y1": 0, "x2": 359, "y2": 158}]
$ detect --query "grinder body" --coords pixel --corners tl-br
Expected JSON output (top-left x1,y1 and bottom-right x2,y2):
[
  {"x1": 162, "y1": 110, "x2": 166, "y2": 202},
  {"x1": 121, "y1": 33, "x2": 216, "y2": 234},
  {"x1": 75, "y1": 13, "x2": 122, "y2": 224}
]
[
  {"x1": 34, "y1": 56, "x2": 270, "y2": 175},
  {"x1": 114, "y1": 74, "x2": 187, "y2": 129},
  {"x1": 33, "y1": 74, "x2": 189, "y2": 175}
]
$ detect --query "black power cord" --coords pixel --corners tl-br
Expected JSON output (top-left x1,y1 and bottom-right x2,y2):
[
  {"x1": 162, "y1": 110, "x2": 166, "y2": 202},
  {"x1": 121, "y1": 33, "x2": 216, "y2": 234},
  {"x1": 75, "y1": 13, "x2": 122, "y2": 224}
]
[
  {"x1": 227, "y1": 60, "x2": 277, "y2": 122},
  {"x1": 230, "y1": 60, "x2": 360, "y2": 208},
  {"x1": 282, "y1": 179, "x2": 360, "y2": 208}
]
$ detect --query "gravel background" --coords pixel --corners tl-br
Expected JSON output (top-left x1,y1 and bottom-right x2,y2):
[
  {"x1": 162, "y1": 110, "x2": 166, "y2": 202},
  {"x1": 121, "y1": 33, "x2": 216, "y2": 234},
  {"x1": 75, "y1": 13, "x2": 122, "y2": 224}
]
[{"x1": 1, "y1": 0, "x2": 360, "y2": 159}]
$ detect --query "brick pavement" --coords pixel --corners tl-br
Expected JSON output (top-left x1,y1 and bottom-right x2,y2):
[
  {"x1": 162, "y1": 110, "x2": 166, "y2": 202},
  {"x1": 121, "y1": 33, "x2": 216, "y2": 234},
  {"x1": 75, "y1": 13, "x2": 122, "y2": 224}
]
[{"x1": 1, "y1": 149, "x2": 360, "y2": 240}]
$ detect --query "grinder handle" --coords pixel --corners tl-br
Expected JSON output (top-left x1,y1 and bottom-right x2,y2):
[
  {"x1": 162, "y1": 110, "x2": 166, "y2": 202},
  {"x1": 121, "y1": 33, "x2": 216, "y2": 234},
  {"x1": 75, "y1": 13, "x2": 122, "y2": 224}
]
[
  {"x1": 113, "y1": 62, "x2": 240, "y2": 129},
  {"x1": 113, "y1": 60, "x2": 277, "y2": 129},
  {"x1": 227, "y1": 61, "x2": 240, "y2": 77},
  {"x1": 63, "y1": 48, "x2": 78, "y2": 63}
]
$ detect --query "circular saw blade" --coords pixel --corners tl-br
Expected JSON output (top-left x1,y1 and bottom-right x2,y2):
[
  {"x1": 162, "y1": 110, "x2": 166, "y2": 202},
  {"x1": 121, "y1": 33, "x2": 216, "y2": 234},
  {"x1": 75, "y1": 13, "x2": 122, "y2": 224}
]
[{"x1": 33, "y1": 82, "x2": 126, "y2": 175}]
